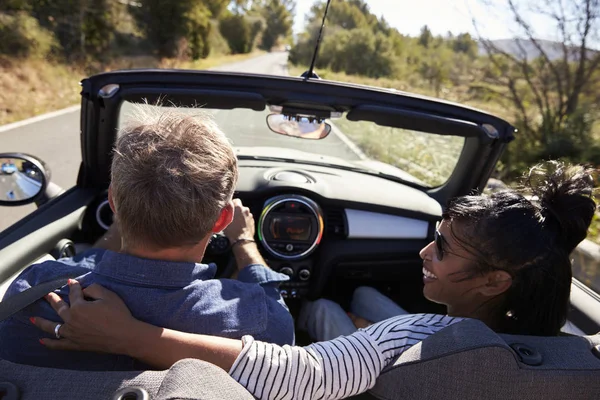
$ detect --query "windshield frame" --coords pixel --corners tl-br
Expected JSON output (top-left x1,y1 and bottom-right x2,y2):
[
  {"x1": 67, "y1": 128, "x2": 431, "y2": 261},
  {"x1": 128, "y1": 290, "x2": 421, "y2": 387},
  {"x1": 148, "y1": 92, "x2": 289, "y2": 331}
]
[{"x1": 79, "y1": 69, "x2": 516, "y2": 204}]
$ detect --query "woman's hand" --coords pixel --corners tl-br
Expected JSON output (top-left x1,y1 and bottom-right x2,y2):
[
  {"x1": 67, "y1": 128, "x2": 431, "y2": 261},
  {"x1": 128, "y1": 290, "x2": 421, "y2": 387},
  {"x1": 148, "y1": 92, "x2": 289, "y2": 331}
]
[
  {"x1": 348, "y1": 312, "x2": 373, "y2": 329},
  {"x1": 33, "y1": 279, "x2": 244, "y2": 371},
  {"x1": 33, "y1": 279, "x2": 141, "y2": 355}
]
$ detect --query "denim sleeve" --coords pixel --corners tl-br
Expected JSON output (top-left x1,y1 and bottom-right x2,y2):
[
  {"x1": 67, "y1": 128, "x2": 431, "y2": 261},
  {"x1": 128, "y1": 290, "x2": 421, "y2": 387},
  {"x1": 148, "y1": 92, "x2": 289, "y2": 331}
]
[
  {"x1": 237, "y1": 264, "x2": 295, "y2": 345},
  {"x1": 236, "y1": 264, "x2": 289, "y2": 286},
  {"x1": 3, "y1": 248, "x2": 106, "y2": 300}
]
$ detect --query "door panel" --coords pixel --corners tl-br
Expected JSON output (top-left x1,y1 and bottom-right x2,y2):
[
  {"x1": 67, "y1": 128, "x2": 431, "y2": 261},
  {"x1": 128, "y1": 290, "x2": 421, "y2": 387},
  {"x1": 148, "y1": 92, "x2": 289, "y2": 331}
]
[{"x1": 0, "y1": 188, "x2": 98, "y2": 289}]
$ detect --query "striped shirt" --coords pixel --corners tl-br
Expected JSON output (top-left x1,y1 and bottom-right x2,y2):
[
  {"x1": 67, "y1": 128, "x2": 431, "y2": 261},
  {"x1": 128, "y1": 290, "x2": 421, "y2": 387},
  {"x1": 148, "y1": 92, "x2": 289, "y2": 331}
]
[{"x1": 229, "y1": 313, "x2": 464, "y2": 400}]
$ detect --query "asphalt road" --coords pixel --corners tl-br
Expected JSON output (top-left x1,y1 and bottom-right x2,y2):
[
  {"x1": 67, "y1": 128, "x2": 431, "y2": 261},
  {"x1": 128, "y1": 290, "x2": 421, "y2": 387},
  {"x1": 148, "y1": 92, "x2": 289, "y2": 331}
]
[
  {"x1": 0, "y1": 51, "x2": 359, "y2": 233},
  {"x1": 0, "y1": 170, "x2": 43, "y2": 201}
]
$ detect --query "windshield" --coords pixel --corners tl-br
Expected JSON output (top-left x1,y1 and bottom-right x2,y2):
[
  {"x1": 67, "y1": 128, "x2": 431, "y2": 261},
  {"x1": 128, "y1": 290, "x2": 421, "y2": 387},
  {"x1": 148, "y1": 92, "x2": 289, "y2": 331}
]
[{"x1": 118, "y1": 101, "x2": 464, "y2": 188}]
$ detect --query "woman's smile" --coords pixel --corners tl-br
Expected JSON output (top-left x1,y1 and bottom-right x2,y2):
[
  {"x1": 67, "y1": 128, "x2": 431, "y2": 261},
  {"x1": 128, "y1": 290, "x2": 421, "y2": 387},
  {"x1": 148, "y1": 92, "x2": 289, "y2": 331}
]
[{"x1": 422, "y1": 265, "x2": 438, "y2": 283}]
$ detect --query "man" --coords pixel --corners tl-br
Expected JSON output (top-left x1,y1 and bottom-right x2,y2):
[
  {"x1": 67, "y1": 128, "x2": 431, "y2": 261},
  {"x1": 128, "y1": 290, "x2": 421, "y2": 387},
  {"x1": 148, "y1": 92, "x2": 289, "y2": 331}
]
[{"x1": 0, "y1": 106, "x2": 294, "y2": 370}]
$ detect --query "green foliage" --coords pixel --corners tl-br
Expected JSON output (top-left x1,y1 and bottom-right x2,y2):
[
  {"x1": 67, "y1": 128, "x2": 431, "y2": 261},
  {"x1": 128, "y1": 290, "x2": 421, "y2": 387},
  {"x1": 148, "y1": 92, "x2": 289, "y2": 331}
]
[
  {"x1": 0, "y1": 12, "x2": 58, "y2": 59},
  {"x1": 183, "y1": 2, "x2": 212, "y2": 60},
  {"x1": 208, "y1": 20, "x2": 232, "y2": 56},
  {"x1": 309, "y1": 0, "x2": 374, "y2": 30},
  {"x1": 451, "y1": 33, "x2": 477, "y2": 58},
  {"x1": 319, "y1": 28, "x2": 396, "y2": 78},
  {"x1": 204, "y1": 0, "x2": 231, "y2": 18},
  {"x1": 80, "y1": 0, "x2": 114, "y2": 60},
  {"x1": 292, "y1": 0, "x2": 600, "y2": 187},
  {"x1": 418, "y1": 25, "x2": 433, "y2": 48},
  {"x1": 219, "y1": 13, "x2": 262, "y2": 54},
  {"x1": 254, "y1": 0, "x2": 294, "y2": 50},
  {"x1": 132, "y1": 0, "x2": 212, "y2": 59},
  {"x1": 18, "y1": 0, "x2": 116, "y2": 59},
  {"x1": 0, "y1": 0, "x2": 32, "y2": 12},
  {"x1": 496, "y1": 101, "x2": 600, "y2": 180},
  {"x1": 418, "y1": 45, "x2": 453, "y2": 95}
]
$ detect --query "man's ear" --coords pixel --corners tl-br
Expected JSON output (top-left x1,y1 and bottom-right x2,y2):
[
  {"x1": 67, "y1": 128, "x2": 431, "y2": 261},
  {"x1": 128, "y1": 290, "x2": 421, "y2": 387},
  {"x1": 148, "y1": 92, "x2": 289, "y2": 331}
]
[
  {"x1": 479, "y1": 270, "x2": 512, "y2": 297},
  {"x1": 108, "y1": 185, "x2": 116, "y2": 213},
  {"x1": 212, "y1": 201, "x2": 234, "y2": 233}
]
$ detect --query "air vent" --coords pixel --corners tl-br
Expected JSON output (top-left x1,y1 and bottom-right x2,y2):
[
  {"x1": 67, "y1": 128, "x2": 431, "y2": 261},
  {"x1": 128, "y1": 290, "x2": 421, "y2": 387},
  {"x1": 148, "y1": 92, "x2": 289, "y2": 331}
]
[{"x1": 325, "y1": 208, "x2": 347, "y2": 238}]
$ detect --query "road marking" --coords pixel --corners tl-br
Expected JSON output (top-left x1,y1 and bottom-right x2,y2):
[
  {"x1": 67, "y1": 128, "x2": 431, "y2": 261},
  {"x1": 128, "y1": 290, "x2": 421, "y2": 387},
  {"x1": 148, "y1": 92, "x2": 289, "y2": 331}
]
[
  {"x1": 0, "y1": 105, "x2": 81, "y2": 133},
  {"x1": 328, "y1": 122, "x2": 367, "y2": 160}
]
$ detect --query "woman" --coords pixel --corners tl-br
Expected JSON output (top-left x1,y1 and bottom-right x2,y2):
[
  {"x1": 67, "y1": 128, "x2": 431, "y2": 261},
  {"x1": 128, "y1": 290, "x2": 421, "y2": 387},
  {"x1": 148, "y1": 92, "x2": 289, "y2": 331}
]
[{"x1": 32, "y1": 161, "x2": 597, "y2": 400}]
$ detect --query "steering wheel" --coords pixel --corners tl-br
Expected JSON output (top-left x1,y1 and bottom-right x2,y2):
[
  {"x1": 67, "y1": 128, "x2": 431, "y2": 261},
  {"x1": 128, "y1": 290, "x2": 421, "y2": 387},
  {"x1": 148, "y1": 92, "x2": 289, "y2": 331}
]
[{"x1": 207, "y1": 234, "x2": 239, "y2": 279}]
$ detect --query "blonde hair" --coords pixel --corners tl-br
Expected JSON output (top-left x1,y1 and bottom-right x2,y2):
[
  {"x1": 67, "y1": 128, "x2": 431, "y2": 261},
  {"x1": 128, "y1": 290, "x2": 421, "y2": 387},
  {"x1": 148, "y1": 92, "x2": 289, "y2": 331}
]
[{"x1": 111, "y1": 105, "x2": 237, "y2": 249}]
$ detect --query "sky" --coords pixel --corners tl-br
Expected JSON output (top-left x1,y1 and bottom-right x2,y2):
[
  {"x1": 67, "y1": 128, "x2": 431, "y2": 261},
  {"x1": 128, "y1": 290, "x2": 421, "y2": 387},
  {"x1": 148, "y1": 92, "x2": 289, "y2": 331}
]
[{"x1": 292, "y1": 0, "x2": 559, "y2": 41}]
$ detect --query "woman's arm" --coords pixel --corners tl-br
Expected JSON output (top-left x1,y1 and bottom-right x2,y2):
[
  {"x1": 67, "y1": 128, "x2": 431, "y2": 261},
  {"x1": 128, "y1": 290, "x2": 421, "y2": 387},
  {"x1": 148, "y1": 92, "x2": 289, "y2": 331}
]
[
  {"x1": 36, "y1": 282, "x2": 385, "y2": 400},
  {"x1": 35, "y1": 280, "x2": 242, "y2": 370},
  {"x1": 34, "y1": 281, "x2": 455, "y2": 400}
]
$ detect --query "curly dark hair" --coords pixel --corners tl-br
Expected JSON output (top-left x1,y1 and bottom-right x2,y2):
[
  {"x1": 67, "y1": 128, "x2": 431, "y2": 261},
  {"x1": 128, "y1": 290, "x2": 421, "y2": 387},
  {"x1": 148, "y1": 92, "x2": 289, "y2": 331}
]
[{"x1": 442, "y1": 161, "x2": 597, "y2": 336}]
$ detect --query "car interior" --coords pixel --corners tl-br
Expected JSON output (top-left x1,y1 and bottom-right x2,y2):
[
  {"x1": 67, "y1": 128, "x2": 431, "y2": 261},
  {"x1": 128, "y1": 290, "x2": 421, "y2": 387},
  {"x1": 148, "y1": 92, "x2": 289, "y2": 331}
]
[{"x1": 0, "y1": 70, "x2": 599, "y2": 399}]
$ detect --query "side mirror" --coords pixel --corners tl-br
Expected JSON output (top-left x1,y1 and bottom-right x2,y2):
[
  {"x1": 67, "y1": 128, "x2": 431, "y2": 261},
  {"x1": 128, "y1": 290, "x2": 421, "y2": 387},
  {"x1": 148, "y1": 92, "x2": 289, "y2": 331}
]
[
  {"x1": 266, "y1": 113, "x2": 332, "y2": 140},
  {"x1": 0, "y1": 153, "x2": 51, "y2": 206}
]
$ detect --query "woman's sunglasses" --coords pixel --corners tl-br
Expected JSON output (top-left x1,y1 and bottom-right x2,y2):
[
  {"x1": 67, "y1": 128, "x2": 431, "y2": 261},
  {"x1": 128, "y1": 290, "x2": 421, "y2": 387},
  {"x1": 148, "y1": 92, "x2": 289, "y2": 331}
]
[{"x1": 434, "y1": 221, "x2": 444, "y2": 261}]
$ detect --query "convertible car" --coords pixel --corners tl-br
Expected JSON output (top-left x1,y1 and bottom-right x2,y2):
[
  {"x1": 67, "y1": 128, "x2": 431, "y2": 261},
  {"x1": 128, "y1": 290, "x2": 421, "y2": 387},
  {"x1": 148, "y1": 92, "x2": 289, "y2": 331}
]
[{"x1": 0, "y1": 70, "x2": 598, "y2": 399}]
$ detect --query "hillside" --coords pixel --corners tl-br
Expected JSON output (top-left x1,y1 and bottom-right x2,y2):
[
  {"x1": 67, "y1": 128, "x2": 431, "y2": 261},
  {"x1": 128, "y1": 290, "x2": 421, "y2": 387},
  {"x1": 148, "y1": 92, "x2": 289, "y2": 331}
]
[{"x1": 478, "y1": 38, "x2": 597, "y2": 61}]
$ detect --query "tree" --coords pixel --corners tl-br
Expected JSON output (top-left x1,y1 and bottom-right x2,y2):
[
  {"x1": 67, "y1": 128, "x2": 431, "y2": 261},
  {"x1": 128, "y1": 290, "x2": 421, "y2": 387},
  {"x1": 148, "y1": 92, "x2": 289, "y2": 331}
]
[
  {"x1": 220, "y1": 13, "x2": 263, "y2": 54},
  {"x1": 4, "y1": 0, "x2": 115, "y2": 60},
  {"x1": 476, "y1": 0, "x2": 600, "y2": 175},
  {"x1": 308, "y1": 0, "x2": 373, "y2": 30},
  {"x1": 418, "y1": 25, "x2": 433, "y2": 48},
  {"x1": 419, "y1": 45, "x2": 452, "y2": 96},
  {"x1": 133, "y1": 0, "x2": 212, "y2": 59},
  {"x1": 204, "y1": 0, "x2": 230, "y2": 18},
  {"x1": 254, "y1": 0, "x2": 295, "y2": 50},
  {"x1": 0, "y1": 12, "x2": 58, "y2": 59},
  {"x1": 452, "y1": 33, "x2": 478, "y2": 58}
]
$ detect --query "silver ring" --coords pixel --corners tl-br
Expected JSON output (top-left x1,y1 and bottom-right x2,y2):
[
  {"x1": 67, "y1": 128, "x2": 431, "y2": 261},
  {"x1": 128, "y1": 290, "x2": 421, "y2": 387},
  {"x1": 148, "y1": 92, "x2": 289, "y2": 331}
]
[{"x1": 54, "y1": 323, "x2": 62, "y2": 339}]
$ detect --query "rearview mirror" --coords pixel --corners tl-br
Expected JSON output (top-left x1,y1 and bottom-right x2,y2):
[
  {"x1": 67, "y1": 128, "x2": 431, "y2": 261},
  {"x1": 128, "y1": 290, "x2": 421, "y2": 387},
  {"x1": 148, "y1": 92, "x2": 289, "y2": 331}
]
[
  {"x1": 0, "y1": 153, "x2": 49, "y2": 206},
  {"x1": 266, "y1": 114, "x2": 331, "y2": 140}
]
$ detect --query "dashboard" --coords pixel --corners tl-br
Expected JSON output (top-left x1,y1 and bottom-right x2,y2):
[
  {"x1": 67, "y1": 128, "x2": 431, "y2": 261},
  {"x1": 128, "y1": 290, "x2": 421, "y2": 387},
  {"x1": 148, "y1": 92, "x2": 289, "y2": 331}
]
[{"x1": 84, "y1": 160, "x2": 443, "y2": 301}]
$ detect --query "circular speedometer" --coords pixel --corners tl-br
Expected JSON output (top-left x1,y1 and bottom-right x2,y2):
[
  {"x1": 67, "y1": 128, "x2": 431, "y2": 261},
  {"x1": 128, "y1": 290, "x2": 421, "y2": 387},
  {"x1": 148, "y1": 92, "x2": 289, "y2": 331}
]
[{"x1": 258, "y1": 195, "x2": 324, "y2": 260}]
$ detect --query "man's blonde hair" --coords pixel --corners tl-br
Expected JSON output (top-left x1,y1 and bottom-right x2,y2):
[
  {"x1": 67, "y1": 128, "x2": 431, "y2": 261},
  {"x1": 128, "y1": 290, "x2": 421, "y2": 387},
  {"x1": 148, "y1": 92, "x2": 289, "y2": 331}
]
[{"x1": 111, "y1": 105, "x2": 238, "y2": 249}]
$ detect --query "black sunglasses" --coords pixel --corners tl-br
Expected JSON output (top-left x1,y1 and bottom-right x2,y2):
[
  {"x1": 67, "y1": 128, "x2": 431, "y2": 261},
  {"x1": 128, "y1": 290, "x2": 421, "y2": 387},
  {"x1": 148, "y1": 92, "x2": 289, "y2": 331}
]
[{"x1": 434, "y1": 222, "x2": 444, "y2": 261}]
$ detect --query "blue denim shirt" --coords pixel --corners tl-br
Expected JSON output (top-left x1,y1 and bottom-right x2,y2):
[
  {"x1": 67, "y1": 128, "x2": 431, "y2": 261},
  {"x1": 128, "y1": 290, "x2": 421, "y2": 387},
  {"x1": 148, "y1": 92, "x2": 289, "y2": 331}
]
[{"x1": 0, "y1": 248, "x2": 294, "y2": 370}]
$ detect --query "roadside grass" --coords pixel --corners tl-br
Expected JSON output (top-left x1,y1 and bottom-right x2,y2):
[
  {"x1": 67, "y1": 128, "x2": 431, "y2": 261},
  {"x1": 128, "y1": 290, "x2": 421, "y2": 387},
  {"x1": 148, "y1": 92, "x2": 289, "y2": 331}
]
[
  {"x1": 333, "y1": 118, "x2": 464, "y2": 187},
  {"x1": 0, "y1": 51, "x2": 264, "y2": 126}
]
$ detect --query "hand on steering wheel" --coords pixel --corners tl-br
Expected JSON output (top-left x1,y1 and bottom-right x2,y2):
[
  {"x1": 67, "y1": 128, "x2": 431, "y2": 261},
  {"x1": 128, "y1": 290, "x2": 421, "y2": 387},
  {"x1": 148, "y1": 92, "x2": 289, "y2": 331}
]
[{"x1": 224, "y1": 198, "x2": 255, "y2": 244}]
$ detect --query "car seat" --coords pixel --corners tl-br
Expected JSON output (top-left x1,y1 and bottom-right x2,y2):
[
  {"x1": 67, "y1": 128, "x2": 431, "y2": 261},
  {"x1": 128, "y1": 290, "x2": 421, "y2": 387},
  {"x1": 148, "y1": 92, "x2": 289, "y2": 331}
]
[
  {"x1": 0, "y1": 358, "x2": 254, "y2": 400},
  {"x1": 352, "y1": 319, "x2": 600, "y2": 400},
  {"x1": 2, "y1": 319, "x2": 599, "y2": 400}
]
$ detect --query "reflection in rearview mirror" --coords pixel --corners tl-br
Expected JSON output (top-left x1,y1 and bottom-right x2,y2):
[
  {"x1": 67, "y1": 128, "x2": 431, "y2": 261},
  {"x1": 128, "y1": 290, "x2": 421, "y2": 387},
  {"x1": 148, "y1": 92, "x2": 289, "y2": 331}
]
[
  {"x1": 0, "y1": 157, "x2": 45, "y2": 203},
  {"x1": 266, "y1": 114, "x2": 332, "y2": 140}
]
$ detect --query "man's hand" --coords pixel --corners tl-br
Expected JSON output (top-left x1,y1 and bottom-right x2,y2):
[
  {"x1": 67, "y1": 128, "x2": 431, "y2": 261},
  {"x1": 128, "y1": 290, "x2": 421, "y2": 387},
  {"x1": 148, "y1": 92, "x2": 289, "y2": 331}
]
[
  {"x1": 33, "y1": 280, "x2": 141, "y2": 355},
  {"x1": 223, "y1": 198, "x2": 255, "y2": 242},
  {"x1": 223, "y1": 198, "x2": 268, "y2": 272}
]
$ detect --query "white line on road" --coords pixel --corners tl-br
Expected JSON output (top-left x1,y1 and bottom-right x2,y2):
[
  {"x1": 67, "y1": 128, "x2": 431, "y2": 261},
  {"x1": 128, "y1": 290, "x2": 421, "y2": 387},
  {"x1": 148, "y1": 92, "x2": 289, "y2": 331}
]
[
  {"x1": 328, "y1": 122, "x2": 367, "y2": 160},
  {"x1": 0, "y1": 105, "x2": 81, "y2": 133}
]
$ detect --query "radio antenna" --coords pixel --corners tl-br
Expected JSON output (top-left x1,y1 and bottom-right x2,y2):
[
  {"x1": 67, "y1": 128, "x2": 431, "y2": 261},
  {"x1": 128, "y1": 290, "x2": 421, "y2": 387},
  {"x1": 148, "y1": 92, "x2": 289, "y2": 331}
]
[{"x1": 303, "y1": 0, "x2": 332, "y2": 80}]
